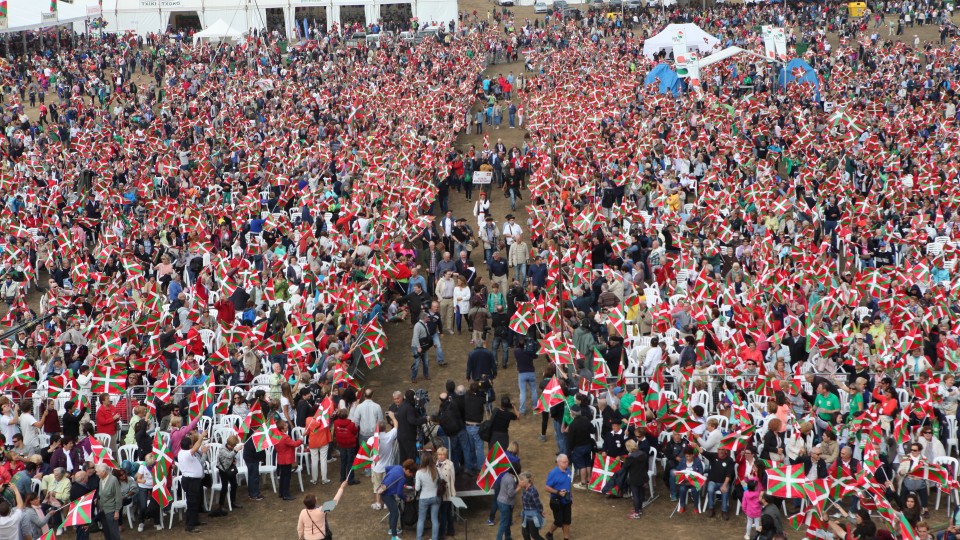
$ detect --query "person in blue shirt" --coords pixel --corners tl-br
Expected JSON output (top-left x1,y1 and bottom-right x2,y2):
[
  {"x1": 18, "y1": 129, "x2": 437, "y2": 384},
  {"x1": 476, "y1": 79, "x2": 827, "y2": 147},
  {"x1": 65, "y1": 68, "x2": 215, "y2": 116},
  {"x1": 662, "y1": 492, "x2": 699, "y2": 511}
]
[
  {"x1": 167, "y1": 274, "x2": 183, "y2": 303},
  {"x1": 248, "y1": 216, "x2": 265, "y2": 234},
  {"x1": 379, "y1": 460, "x2": 417, "y2": 539},
  {"x1": 528, "y1": 256, "x2": 547, "y2": 289},
  {"x1": 544, "y1": 454, "x2": 573, "y2": 540}
]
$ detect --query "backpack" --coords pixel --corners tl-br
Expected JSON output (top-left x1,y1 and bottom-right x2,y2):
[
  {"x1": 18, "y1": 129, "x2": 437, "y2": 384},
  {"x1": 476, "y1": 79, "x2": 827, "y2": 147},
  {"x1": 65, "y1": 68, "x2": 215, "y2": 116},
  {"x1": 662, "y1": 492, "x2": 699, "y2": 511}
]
[
  {"x1": 478, "y1": 419, "x2": 494, "y2": 442},
  {"x1": 438, "y1": 402, "x2": 464, "y2": 437}
]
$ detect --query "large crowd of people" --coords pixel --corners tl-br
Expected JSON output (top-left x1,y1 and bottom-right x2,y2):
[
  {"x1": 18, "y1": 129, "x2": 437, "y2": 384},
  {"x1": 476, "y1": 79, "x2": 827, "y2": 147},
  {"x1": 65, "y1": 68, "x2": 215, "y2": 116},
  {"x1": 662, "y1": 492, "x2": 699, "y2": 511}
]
[{"x1": 0, "y1": 1, "x2": 958, "y2": 540}]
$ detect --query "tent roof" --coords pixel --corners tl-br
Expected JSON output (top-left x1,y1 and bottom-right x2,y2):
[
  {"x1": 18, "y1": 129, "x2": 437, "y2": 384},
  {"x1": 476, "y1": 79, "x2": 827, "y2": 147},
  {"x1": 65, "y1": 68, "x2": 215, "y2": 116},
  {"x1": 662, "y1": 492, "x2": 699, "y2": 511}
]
[
  {"x1": 192, "y1": 19, "x2": 244, "y2": 43},
  {"x1": 642, "y1": 23, "x2": 720, "y2": 59}
]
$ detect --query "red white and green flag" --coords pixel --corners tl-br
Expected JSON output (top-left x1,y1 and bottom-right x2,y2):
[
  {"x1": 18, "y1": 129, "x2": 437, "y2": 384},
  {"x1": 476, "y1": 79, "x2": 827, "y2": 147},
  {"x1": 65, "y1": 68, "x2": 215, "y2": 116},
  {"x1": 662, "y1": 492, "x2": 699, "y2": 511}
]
[
  {"x1": 673, "y1": 469, "x2": 706, "y2": 490},
  {"x1": 313, "y1": 396, "x2": 334, "y2": 428},
  {"x1": 476, "y1": 442, "x2": 512, "y2": 493},
  {"x1": 588, "y1": 454, "x2": 621, "y2": 494},
  {"x1": 352, "y1": 429, "x2": 380, "y2": 471},
  {"x1": 719, "y1": 430, "x2": 750, "y2": 453},
  {"x1": 358, "y1": 321, "x2": 387, "y2": 369},
  {"x1": 284, "y1": 332, "x2": 317, "y2": 359},
  {"x1": 800, "y1": 478, "x2": 831, "y2": 513},
  {"x1": 64, "y1": 492, "x2": 95, "y2": 526},
  {"x1": 509, "y1": 301, "x2": 538, "y2": 335},
  {"x1": 188, "y1": 378, "x2": 215, "y2": 420},
  {"x1": 766, "y1": 463, "x2": 808, "y2": 499},
  {"x1": 88, "y1": 438, "x2": 119, "y2": 469},
  {"x1": 91, "y1": 365, "x2": 127, "y2": 395},
  {"x1": 0, "y1": 358, "x2": 36, "y2": 389},
  {"x1": 251, "y1": 421, "x2": 285, "y2": 451},
  {"x1": 908, "y1": 462, "x2": 950, "y2": 487},
  {"x1": 534, "y1": 377, "x2": 565, "y2": 414},
  {"x1": 152, "y1": 430, "x2": 173, "y2": 466},
  {"x1": 538, "y1": 332, "x2": 577, "y2": 366},
  {"x1": 151, "y1": 459, "x2": 171, "y2": 508},
  {"x1": 47, "y1": 373, "x2": 72, "y2": 398}
]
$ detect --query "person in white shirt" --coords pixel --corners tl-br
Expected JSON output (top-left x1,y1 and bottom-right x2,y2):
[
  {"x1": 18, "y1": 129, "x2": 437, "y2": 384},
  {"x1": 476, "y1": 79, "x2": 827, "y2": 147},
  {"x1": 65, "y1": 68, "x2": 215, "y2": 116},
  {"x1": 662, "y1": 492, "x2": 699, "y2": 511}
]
[
  {"x1": 370, "y1": 415, "x2": 398, "y2": 511},
  {"x1": 17, "y1": 400, "x2": 46, "y2": 454},
  {"x1": 351, "y1": 389, "x2": 385, "y2": 444},
  {"x1": 0, "y1": 483, "x2": 24, "y2": 540},
  {"x1": 134, "y1": 454, "x2": 163, "y2": 531},
  {"x1": 0, "y1": 402, "x2": 20, "y2": 445},
  {"x1": 502, "y1": 215, "x2": 522, "y2": 247},
  {"x1": 177, "y1": 431, "x2": 207, "y2": 534},
  {"x1": 642, "y1": 337, "x2": 665, "y2": 378},
  {"x1": 696, "y1": 418, "x2": 723, "y2": 459}
]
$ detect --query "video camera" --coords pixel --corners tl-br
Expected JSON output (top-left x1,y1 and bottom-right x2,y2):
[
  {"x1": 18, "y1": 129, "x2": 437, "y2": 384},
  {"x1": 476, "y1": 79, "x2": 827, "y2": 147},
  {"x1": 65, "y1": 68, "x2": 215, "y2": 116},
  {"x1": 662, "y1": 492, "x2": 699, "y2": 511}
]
[{"x1": 413, "y1": 388, "x2": 430, "y2": 417}]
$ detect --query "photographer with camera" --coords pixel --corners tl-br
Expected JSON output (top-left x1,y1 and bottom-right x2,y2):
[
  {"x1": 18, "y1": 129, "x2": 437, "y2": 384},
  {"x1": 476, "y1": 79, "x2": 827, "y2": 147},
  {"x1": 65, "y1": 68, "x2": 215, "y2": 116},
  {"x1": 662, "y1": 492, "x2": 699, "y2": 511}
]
[
  {"x1": 411, "y1": 313, "x2": 433, "y2": 383},
  {"x1": 394, "y1": 390, "x2": 427, "y2": 464}
]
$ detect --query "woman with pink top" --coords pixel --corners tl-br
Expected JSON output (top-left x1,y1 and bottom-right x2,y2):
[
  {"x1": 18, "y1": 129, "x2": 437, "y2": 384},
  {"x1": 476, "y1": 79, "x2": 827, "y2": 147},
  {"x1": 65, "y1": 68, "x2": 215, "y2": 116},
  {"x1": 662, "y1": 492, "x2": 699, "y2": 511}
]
[{"x1": 741, "y1": 479, "x2": 762, "y2": 540}]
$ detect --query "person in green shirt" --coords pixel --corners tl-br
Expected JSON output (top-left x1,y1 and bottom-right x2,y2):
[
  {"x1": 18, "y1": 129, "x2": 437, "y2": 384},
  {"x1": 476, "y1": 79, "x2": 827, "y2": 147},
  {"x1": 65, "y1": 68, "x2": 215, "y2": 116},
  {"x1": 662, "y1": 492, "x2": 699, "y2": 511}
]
[
  {"x1": 813, "y1": 383, "x2": 840, "y2": 430},
  {"x1": 842, "y1": 377, "x2": 867, "y2": 422}
]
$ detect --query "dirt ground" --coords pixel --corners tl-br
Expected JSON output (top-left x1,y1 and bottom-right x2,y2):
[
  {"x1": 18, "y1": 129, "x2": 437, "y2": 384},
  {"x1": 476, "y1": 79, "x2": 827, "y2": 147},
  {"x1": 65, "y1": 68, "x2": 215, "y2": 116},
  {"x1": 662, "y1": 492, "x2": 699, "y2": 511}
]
[{"x1": 11, "y1": 5, "x2": 955, "y2": 540}]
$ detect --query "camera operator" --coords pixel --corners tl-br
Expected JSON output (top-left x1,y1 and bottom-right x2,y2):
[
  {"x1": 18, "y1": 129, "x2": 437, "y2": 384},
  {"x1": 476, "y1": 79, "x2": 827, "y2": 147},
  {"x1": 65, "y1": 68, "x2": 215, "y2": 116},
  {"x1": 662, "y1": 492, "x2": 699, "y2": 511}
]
[
  {"x1": 394, "y1": 390, "x2": 427, "y2": 464},
  {"x1": 437, "y1": 391, "x2": 469, "y2": 473},
  {"x1": 462, "y1": 383, "x2": 486, "y2": 475}
]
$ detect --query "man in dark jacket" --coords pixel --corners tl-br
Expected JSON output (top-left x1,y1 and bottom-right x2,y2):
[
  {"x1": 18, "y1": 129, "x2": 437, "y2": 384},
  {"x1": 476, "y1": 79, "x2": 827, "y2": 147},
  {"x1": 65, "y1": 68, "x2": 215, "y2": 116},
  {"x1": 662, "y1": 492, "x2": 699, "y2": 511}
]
[
  {"x1": 566, "y1": 405, "x2": 594, "y2": 489},
  {"x1": 406, "y1": 283, "x2": 431, "y2": 325},
  {"x1": 462, "y1": 383, "x2": 486, "y2": 474},
  {"x1": 395, "y1": 390, "x2": 427, "y2": 464},
  {"x1": 242, "y1": 436, "x2": 266, "y2": 500},
  {"x1": 294, "y1": 388, "x2": 315, "y2": 429},
  {"x1": 465, "y1": 339, "x2": 497, "y2": 382},
  {"x1": 61, "y1": 400, "x2": 87, "y2": 440}
]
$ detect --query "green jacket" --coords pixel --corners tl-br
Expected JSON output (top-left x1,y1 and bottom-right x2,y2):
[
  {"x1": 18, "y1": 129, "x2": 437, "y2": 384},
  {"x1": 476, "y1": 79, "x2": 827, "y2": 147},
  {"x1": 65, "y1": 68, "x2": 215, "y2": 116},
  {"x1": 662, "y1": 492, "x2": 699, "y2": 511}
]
[{"x1": 99, "y1": 474, "x2": 123, "y2": 513}]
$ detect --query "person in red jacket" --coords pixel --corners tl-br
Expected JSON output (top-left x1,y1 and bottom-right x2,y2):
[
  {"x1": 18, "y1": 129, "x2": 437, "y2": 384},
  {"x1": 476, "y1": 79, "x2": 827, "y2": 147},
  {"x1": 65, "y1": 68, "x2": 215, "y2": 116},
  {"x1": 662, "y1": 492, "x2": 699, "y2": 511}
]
[
  {"x1": 274, "y1": 420, "x2": 303, "y2": 500},
  {"x1": 95, "y1": 393, "x2": 121, "y2": 454},
  {"x1": 332, "y1": 409, "x2": 360, "y2": 486}
]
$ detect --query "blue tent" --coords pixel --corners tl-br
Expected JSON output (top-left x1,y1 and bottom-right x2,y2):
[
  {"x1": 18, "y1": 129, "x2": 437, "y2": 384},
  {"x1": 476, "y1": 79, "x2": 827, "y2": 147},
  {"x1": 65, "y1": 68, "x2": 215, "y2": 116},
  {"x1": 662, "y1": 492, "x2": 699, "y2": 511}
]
[
  {"x1": 644, "y1": 63, "x2": 683, "y2": 97},
  {"x1": 777, "y1": 58, "x2": 820, "y2": 101}
]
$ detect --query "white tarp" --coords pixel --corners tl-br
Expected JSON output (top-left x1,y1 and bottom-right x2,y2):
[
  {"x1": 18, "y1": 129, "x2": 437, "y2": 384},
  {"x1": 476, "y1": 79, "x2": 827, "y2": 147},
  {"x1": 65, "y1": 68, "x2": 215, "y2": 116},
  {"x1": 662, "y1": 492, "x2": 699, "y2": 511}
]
[
  {"x1": 192, "y1": 18, "x2": 243, "y2": 44},
  {"x1": 642, "y1": 23, "x2": 721, "y2": 59}
]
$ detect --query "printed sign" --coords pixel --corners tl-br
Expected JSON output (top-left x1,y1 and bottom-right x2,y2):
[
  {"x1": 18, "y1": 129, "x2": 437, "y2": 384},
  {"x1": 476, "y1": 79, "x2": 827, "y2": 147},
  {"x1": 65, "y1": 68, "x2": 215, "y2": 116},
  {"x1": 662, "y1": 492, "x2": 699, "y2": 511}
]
[{"x1": 473, "y1": 171, "x2": 493, "y2": 185}]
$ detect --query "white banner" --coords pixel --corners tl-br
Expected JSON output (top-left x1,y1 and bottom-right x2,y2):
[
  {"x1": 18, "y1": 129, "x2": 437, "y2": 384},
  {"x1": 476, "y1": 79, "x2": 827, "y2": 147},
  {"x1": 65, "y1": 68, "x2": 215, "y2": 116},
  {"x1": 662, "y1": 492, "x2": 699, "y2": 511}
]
[
  {"x1": 87, "y1": 4, "x2": 102, "y2": 16},
  {"x1": 762, "y1": 25, "x2": 776, "y2": 59},
  {"x1": 0, "y1": 16, "x2": 7, "y2": 30},
  {"x1": 473, "y1": 171, "x2": 492, "y2": 185},
  {"x1": 773, "y1": 27, "x2": 787, "y2": 61},
  {"x1": 41, "y1": 12, "x2": 57, "y2": 22},
  {"x1": 139, "y1": 0, "x2": 182, "y2": 7},
  {"x1": 672, "y1": 31, "x2": 689, "y2": 78}
]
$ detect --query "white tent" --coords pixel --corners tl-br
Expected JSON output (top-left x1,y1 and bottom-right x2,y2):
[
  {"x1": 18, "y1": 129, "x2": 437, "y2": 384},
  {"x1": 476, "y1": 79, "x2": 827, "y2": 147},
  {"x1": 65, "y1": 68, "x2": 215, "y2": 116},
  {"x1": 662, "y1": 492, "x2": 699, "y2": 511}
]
[
  {"x1": 2, "y1": 0, "x2": 101, "y2": 34},
  {"x1": 100, "y1": 0, "x2": 458, "y2": 38},
  {"x1": 642, "y1": 23, "x2": 721, "y2": 59},
  {"x1": 192, "y1": 18, "x2": 243, "y2": 44}
]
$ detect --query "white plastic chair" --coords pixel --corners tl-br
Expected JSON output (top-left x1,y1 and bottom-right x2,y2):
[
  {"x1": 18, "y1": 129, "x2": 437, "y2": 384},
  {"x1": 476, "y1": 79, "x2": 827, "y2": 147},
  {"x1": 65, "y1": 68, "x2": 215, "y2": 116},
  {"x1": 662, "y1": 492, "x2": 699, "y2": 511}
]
[
  {"x1": 935, "y1": 456, "x2": 960, "y2": 514},
  {"x1": 261, "y1": 448, "x2": 278, "y2": 493},
  {"x1": 947, "y1": 417, "x2": 959, "y2": 457},
  {"x1": 167, "y1": 476, "x2": 188, "y2": 528},
  {"x1": 217, "y1": 415, "x2": 242, "y2": 429},
  {"x1": 118, "y1": 444, "x2": 138, "y2": 464},
  {"x1": 94, "y1": 434, "x2": 112, "y2": 448},
  {"x1": 648, "y1": 447, "x2": 658, "y2": 499},
  {"x1": 198, "y1": 329, "x2": 217, "y2": 353}
]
